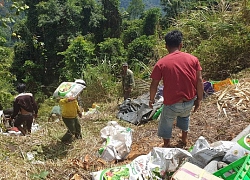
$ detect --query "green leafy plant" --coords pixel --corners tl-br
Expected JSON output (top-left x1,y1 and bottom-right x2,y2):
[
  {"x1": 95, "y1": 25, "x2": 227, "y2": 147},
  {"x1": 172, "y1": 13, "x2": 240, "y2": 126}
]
[
  {"x1": 0, "y1": 46, "x2": 15, "y2": 109},
  {"x1": 59, "y1": 36, "x2": 95, "y2": 81},
  {"x1": 31, "y1": 170, "x2": 49, "y2": 180},
  {"x1": 127, "y1": 35, "x2": 157, "y2": 65}
]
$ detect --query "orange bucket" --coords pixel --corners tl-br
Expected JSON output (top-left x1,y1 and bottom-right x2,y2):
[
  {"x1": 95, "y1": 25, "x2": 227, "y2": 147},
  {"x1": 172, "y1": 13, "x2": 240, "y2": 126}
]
[{"x1": 213, "y1": 78, "x2": 233, "y2": 91}]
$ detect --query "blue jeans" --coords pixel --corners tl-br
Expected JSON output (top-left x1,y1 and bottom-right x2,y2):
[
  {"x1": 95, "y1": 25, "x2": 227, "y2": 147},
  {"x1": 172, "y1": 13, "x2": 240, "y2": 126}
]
[{"x1": 158, "y1": 98, "x2": 195, "y2": 139}]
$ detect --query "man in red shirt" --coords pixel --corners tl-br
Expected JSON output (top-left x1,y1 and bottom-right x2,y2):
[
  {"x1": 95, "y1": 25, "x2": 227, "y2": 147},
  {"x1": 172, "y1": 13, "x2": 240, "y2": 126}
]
[{"x1": 149, "y1": 30, "x2": 204, "y2": 147}]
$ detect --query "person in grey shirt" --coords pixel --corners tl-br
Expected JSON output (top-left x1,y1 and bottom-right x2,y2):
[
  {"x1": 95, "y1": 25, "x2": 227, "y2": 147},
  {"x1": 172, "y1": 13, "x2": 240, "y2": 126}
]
[{"x1": 121, "y1": 62, "x2": 135, "y2": 100}]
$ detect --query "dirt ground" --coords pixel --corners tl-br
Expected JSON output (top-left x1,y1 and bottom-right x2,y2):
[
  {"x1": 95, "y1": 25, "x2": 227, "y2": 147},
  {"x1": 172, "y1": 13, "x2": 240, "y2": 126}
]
[
  {"x1": 80, "y1": 87, "x2": 250, "y2": 178},
  {"x1": 113, "y1": 78, "x2": 249, "y2": 164},
  {"x1": 124, "y1": 95, "x2": 250, "y2": 162}
]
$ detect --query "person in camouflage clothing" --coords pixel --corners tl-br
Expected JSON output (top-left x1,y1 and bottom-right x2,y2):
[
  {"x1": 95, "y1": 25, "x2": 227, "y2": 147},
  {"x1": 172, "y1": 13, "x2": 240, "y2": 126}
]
[{"x1": 121, "y1": 62, "x2": 135, "y2": 100}]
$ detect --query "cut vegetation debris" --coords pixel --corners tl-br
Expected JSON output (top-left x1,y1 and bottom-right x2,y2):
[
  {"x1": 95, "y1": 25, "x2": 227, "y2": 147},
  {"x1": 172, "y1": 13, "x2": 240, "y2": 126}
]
[{"x1": 214, "y1": 78, "x2": 250, "y2": 117}]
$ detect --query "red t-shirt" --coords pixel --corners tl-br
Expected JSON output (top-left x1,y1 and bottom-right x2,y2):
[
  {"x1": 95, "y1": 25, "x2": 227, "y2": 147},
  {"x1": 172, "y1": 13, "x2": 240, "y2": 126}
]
[{"x1": 150, "y1": 51, "x2": 202, "y2": 105}]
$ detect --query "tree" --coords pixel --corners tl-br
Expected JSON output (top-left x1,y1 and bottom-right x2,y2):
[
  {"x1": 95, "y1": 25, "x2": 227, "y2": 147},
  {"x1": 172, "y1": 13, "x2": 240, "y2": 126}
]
[
  {"x1": 127, "y1": 0, "x2": 145, "y2": 20},
  {"x1": 0, "y1": 0, "x2": 29, "y2": 28},
  {"x1": 59, "y1": 36, "x2": 95, "y2": 81},
  {"x1": 161, "y1": 0, "x2": 181, "y2": 19},
  {"x1": 101, "y1": 0, "x2": 122, "y2": 38},
  {"x1": 0, "y1": 0, "x2": 28, "y2": 46},
  {"x1": 12, "y1": 0, "x2": 101, "y2": 89},
  {"x1": 142, "y1": 8, "x2": 161, "y2": 36},
  {"x1": 121, "y1": 19, "x2": 143, "y2": 47},
  {"x1": 0, "y1": 46, "x2": 16, "y2": 108},
  {"x1": 98, "y1": 38, "x2": 126, "y2": 76},
  {"x1": 127, "y1": 35, "x2": 157, "y2": 65}
]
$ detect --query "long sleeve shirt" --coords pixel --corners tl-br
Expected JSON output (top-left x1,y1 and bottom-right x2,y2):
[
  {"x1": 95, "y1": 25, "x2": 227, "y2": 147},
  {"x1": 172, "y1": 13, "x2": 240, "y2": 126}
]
[{"x1": 11, "y1": 93, "x2": 38, "y2": 119}]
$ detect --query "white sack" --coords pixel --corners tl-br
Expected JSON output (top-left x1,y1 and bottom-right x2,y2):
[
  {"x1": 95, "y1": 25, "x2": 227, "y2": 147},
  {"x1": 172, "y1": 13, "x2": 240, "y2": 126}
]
[
  {"x1": 53, "y1": 82, "x2": 85, "y2": 98},
  {"x1": 92, "y1": 147, "x2": 192, "y2": 180},
  {"x1": 223, "y1": 133, "x2": 250, "y2": 163},
  {"x1": 188, "y1": 136, "x2": 235, "y2": 168},
  {"x1": 99, "y1": 121, "x2": 133, "y2": 161}
]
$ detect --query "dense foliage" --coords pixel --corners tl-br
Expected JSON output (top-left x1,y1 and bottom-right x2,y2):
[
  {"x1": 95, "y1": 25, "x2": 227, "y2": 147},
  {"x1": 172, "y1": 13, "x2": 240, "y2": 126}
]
[
  {"x1": 0, "y1": 46, "x2": 16, "y2": 108},
  {"x1": 120, "y1": 0, "x2": 161, "y2": 9},
  {"x1": 0, "y1": 0, "x2": 250, "y2": 109}
]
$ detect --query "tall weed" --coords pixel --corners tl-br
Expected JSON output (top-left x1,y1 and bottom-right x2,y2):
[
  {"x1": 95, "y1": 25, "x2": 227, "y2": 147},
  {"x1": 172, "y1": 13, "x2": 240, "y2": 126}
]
[
  {"x1": 173, "y1": 1, "x2": 250, "y2": 80},
  {"x1": 80, "y1": 61, "x2": 121, "y2": 110}
]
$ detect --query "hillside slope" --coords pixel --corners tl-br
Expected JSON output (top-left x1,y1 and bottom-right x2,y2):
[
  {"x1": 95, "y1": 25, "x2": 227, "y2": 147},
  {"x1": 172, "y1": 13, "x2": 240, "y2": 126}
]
[{"x1": 0, "y1": 77, "x2": 250, "y2": 179}]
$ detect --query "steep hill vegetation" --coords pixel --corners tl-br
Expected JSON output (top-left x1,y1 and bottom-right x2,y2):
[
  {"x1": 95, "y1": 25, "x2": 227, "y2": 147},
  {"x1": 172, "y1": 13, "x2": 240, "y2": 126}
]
[
  {"x1": 0, "y1": 0, "x2": 249, "y2": 111},
  {"x1": 120, "y1": 0, "x2": 161, "y2": 9},
  {"x1": 0, "y1": 0, "x2": 250, "y2": 179}
]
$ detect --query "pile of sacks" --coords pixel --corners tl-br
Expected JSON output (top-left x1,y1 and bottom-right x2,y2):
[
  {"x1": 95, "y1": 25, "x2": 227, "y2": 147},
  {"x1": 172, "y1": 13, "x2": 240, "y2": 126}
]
[{"x1": 92, "y1": 121, "x2": 250, "y2": 180}]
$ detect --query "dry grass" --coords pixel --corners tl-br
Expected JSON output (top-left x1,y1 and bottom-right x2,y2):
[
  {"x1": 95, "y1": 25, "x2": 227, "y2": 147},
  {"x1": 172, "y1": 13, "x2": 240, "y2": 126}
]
[{"x1": 1, "y1": 77, "x2": 250, "y2": 179}]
